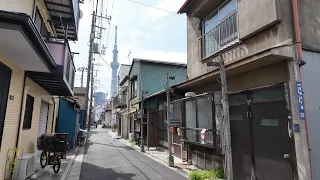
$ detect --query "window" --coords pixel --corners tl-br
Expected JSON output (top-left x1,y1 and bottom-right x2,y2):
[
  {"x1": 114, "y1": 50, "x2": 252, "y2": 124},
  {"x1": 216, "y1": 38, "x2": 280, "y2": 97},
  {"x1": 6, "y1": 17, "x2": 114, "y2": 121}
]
[
  {"x1": 158, "y1": 103, "x2": 167, "y2": 141},
  {"x1": 260, "y1": 119, "x2": 279, "y2": 127},
  {"x1": 184, "y1": 96, "x2": 214, "y2": 144},
  {"x1": 23, "y1": 95, "x2": 34, "y2": 129},
  {"x1": 34, "y1": 8, "x2": 49, "y2": 38},
  {"x1": 131, "y1": 78, "x2": 137, "y2": 99},
  {"x1": 34, "y1": 9, "x2": 42, "y2": 32},
  {"x1": 202, "y1": 0, "x2": 237, "y2": 57}
]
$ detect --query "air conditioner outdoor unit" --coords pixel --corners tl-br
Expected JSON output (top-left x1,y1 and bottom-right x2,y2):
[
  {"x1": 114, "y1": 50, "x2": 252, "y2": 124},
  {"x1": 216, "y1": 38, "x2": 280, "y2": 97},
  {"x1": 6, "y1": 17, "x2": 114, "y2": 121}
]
[{"x1": 13, "y1": 153, "x2": 35, "y2": 180}]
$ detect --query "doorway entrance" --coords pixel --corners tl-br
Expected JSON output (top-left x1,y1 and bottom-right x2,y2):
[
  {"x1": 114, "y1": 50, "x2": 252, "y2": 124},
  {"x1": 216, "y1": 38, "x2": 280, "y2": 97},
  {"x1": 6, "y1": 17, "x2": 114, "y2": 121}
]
[
  {"x1": 230, "y1": 86, "x2": 294, "y2": 180},
  {"x1": 0, "y1": 62, "x2": 11, "y2": 145}
]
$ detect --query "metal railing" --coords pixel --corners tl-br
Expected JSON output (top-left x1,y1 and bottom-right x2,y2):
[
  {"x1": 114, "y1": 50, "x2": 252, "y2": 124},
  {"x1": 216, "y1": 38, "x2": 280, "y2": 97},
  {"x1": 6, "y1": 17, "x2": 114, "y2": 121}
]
[
  {"x1": 200, "y1": 12, "x2": 238, "y2": 58},
  {"x1": 182, "y1": 127, "x2": 214, "y2": 147},
  {"x1": 113, "y1": 94, "x2": 127, "y2": 108}
]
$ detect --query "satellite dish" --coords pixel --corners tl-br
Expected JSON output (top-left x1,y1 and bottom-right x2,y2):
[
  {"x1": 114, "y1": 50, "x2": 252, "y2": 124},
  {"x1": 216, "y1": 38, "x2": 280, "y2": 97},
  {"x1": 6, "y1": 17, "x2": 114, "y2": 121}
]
[{"x1": 79, "y1": 10, "x2": 83, "y2": 19}]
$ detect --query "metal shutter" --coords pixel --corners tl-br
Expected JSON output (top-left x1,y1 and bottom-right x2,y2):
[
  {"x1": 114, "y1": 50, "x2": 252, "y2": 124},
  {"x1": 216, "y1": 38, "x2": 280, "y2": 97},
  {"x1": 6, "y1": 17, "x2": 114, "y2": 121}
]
[
  {"x1": 36, "y1": 101, "x2": 49, "y2": 161},
  {"x1": 37, "y1": 101, "x2": 49, "y2": 137}
]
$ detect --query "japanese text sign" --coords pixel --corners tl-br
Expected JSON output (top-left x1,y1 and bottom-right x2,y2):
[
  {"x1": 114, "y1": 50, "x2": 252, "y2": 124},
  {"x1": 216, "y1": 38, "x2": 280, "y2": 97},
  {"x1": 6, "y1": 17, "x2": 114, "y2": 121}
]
[{"x1": 296, "y1": 82, "x2": 305, "y2": 120}]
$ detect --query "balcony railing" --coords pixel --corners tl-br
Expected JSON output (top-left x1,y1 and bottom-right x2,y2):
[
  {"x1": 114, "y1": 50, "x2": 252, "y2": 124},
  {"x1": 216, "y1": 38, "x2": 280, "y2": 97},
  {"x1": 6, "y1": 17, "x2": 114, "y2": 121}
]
[
  {"x1": 26, "y1": 39, "x2": 75, "y2": 96},
  {"x1": 200, "y1": 12, "x2": 238, "y2": 58},
  {"x1": 45, "y1": 0, "x2": 80, "y2": 40},
  {"x1": 182, "y1": 127, "x2": 214, "y2": 147},
  {"x1": 113, "y1": 94, "x2": 127, "y2": 108},
  {"x1": 46, "y1": 39, "x2": 75, "y2": 89}
]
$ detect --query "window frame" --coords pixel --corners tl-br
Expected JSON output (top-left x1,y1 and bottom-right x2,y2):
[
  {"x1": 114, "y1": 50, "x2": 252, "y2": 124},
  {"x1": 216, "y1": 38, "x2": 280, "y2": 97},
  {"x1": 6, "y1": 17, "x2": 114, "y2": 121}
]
[
  {"x1": 34, "y1": 7, "x2": 50, "y2": 38},
  {"x1": 130, "y1": 76, "x2": 138, "y2": 99},
  {"x1": 184, "y1": 95, "x2": 214, "y2": 145},
  {"x1": 23, "y1": 95, "x2": 35, "y2": 130},
  {"x1": 201, "y1": 0, "x2": 238, "y2": 58},
  {"x1": 34, "y1": 8, "x2": 42, "y2": 32}
]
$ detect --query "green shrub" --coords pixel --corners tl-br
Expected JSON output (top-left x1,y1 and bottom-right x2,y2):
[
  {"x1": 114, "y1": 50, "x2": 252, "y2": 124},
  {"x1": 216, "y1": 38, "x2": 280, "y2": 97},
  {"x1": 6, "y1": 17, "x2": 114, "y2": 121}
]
[
  {"x1": 188, "y1": 166, "x2": 224, "y2": 180},
  {"x1": 188, "y1": 171, "x2": 202, "y2": 180},
  {"x1": 131, "y1": 141, "x2": 136, "y2": 146},
  {"x1": 211, "y1": 166, "x2": 224, "y2": 179}
]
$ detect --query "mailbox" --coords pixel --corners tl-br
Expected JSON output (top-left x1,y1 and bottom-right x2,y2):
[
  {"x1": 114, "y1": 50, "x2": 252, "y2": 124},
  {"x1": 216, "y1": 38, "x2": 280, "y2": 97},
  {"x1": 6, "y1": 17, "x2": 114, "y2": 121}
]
[{"x1": 201, "y1": 129, "x2": 207, "y2": 144}]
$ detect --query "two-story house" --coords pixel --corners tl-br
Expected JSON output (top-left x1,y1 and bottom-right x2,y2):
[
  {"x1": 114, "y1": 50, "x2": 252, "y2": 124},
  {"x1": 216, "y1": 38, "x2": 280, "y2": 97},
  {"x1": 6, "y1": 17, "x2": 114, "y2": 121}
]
[
  {"x1": 126, "y1": 58, "x2": 187, "y2": 148},
  {"x1": 113, "y1": 64, "x2": 131, "y2": 138},
  {"x1": 177, "y1": 0, "x2": 319, "y2": 179},
  {"x1": 0, "y1": 0, "x2": 80, "y2": 178}
]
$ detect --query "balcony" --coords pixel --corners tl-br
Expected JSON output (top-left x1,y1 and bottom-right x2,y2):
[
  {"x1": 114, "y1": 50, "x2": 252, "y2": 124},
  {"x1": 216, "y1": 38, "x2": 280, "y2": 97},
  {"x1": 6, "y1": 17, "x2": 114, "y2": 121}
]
[
  {"x1": 113, "y1": 94, "x2": 127, "y2": 108},
  {"x1": 26, "y1": 39, "x2": 75, "y2": 96},
  {"x1": 200, "y1": 12, "x2": 238, "y2": 59},
  {"x1": 44, "y1": 0, "x2": 80, "y2": 40}
]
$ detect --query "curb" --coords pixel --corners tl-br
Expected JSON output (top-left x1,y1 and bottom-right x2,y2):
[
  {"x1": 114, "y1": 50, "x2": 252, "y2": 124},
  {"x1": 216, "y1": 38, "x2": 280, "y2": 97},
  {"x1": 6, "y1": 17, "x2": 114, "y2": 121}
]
[{"x1": 60, "y1": 147, "x2": 80, "y2": 180}]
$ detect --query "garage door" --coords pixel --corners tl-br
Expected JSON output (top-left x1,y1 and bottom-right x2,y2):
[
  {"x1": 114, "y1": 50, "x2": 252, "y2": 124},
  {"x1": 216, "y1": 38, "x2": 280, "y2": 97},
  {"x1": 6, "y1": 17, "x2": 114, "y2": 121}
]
[{"x1": 230, "y1": 86, "x2": 293, "y2": 180}]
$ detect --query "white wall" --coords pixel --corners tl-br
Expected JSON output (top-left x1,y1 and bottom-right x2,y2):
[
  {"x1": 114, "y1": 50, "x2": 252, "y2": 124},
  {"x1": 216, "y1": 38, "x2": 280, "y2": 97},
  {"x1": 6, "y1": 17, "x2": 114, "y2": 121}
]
[{"x1": 104, "y1": 111, "x2": 112, "y2": 126}]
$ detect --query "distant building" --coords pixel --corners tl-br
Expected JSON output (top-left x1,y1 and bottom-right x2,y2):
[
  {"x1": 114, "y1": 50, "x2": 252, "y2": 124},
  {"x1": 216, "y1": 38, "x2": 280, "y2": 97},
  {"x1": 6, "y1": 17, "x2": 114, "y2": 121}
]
[
  {"x1": 95, "y1": 92, "x2": 106, "y2": 106},
  {"x1": 73, "y1": 87, "x2": 87, "y2": 109}
]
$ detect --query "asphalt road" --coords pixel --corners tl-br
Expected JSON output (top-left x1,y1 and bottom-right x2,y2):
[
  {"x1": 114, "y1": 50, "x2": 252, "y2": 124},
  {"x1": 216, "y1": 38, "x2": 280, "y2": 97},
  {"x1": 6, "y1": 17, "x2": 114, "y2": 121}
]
[{"x1": 79, "y1": 128, "x2": 187, "y2": 180}]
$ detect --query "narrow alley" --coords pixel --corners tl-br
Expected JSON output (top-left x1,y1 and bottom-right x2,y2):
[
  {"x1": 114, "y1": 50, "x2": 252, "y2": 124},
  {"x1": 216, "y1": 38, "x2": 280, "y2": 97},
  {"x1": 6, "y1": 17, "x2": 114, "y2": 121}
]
[{"x1": 78, "y1": 127, "x2": 187, "y2": 180}]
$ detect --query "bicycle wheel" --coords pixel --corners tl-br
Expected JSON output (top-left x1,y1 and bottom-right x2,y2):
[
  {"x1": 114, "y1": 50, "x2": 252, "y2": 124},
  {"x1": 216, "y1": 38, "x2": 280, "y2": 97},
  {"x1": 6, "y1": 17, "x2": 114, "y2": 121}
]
[
  {"x1": 40, "y1": 152, "x2": 47, "y2": 168},
  {"x1": 53, "y1": 158, "x2": 61, "y2": 173}
]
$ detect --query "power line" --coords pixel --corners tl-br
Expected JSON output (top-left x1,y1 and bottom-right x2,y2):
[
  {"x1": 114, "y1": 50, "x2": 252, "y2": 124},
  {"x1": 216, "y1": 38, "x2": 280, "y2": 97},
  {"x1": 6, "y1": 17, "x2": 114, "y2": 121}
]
[
  {"x1": 127, "y1": 0, "x2": 176, "y2": 13},
  {"x1": 106, "y1": 0, "x2": 115, "y2": 49}
]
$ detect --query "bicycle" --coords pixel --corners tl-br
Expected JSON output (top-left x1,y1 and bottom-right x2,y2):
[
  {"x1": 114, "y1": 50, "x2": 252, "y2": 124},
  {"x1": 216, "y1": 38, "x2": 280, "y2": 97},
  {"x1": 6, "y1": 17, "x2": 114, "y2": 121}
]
[
  {"x1": 37, "y1": 133, "x2": 69, "y2": 174},
  {"x1": 40, "y1": 151, "x2": 62, "y2": 173}
]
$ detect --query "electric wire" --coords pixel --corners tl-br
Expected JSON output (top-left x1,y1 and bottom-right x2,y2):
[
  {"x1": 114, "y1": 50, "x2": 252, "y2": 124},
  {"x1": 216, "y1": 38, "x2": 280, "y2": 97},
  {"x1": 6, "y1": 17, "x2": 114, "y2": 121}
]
[{"x1": 127, "y1": 0, "x2": 176, "y2": 13}]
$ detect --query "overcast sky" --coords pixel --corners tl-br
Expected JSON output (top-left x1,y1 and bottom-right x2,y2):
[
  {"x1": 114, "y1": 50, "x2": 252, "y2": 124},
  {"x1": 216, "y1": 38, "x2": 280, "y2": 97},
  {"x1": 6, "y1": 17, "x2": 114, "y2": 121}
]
[{"x1": 71, "y1": 0, "x2": 187, "y2": 97}]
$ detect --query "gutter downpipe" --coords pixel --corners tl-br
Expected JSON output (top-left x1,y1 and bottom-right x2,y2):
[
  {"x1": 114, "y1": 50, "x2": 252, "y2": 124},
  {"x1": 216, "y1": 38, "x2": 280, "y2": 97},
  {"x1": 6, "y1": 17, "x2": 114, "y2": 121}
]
[
  {"x1": 15, "y1": 73, "x2": 26, "y2": 148},
  {"x1": 291, "y1": 0, "x2": 313, "y2": 179},
  {"x1": 51, "y1": 96, "x2": 56, "y2": 133}
]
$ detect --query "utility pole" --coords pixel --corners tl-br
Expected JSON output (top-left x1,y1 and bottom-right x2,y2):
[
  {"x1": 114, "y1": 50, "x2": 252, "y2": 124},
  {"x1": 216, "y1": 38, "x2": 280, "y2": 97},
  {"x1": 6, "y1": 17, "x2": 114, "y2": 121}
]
[
  {"x1": 166, "y1": 73, "x2": 175, "y2": 167},
  {"x1": 140, "y1": 90, "x2": 145, "y2": 152},
  {"x1": 219, "y1": 56, "x2": 233, "y2": 180},
  {"x1": 207, "y1": 55, "x2": 233, "y2": 180},
  {"x1": 84, "y1": 11, "x2": 96, "y2": 130},
  {"x1": 89, "y1": 63, "x2": 95, "y2": 131}
]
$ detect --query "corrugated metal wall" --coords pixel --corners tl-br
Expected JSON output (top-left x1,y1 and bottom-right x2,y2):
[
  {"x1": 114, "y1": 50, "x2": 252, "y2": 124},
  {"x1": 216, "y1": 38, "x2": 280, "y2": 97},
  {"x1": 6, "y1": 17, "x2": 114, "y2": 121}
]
[{"x1": 56, "y1": 99, "x2": 77, "y2": 149}]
